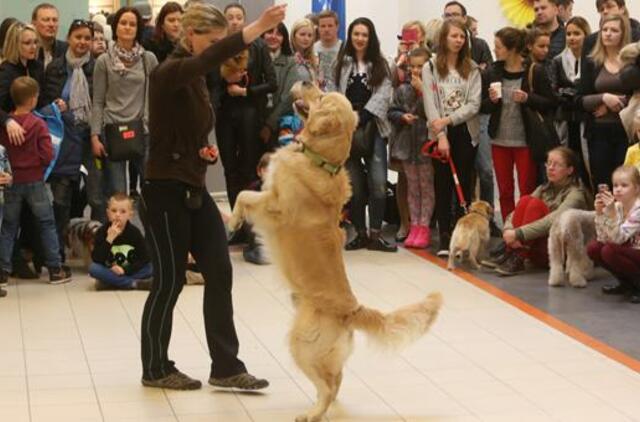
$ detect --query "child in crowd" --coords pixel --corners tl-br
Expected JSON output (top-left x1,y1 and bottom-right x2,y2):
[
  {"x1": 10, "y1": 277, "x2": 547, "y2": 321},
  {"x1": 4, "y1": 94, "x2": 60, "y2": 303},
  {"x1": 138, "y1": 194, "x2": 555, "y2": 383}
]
[
  {"x1": 624, "y1": 111, "x2": 640, "y2": 170},
  {"x1": 0, "y1": 144, "x2": 11, "y2": 297},
  {"x1": 0, "y1": 77, "x2": 72, "y2": 285},
  {"x1": 588, "y1": 165, "x2": 640, "y2": 303},
  {"x1": 388, "y1": 47, "x2": 434, "y2": 248},
  {"x1": 243, "y1": 153, "x2": 273, "y2": 265},
  {"x1": 90, "y1": 193, "x2": 152, "y2": 290}
]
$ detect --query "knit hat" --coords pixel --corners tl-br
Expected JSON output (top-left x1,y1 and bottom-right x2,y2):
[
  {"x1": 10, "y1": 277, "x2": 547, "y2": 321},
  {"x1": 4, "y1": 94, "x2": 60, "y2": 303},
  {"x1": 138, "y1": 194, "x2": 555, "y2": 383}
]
[{"x1": 133, "y1": 1, "x2": 153, "y2": 20}]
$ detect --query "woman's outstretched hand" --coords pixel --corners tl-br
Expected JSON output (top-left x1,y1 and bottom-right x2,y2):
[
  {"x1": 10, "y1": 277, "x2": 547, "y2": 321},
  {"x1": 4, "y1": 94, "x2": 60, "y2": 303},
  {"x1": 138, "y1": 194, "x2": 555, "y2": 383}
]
[{"x1": 243, "y1": 4, "x2": 287, "y2": 44}]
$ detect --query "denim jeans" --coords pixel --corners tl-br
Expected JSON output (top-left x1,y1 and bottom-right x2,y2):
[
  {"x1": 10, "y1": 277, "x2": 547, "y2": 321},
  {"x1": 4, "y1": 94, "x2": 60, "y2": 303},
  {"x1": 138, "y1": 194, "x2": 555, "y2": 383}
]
[
  {"x1": 89, "y1": 262, "x2": 153, "y2": 288},
  {"x1": 346, "y1": 131, "x2": 387, "y2": 232},
  {"x1": 0, "y1": 181, "x2": 61, "y2": 272},
  {"x1": 475, "y1": 114, "x2": 494, "y2": 206},
  {"x1": 103, "y1": 134, "x2": 148, "y2": 197}
]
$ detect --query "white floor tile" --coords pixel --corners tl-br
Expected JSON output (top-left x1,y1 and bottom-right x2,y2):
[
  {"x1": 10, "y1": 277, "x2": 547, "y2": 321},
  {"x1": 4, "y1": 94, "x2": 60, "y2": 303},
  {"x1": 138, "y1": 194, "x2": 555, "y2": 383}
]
[{"x1": 2, "y1": 247, "x2": 640, "y2": 422}]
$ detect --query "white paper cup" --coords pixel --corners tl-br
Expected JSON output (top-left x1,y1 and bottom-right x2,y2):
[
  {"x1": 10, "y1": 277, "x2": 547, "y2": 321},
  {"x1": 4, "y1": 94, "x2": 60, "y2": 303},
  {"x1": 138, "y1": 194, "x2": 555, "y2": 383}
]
[{"x1": 490, "y1": 82, "x2": 502, "y2": 99}]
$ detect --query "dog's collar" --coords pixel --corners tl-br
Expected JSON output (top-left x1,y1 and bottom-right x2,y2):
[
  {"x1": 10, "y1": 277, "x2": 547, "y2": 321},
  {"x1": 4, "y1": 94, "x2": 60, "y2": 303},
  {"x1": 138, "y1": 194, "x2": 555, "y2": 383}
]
[{"x1": 301, "y1": 143, "x2": 342, "y2": 176}]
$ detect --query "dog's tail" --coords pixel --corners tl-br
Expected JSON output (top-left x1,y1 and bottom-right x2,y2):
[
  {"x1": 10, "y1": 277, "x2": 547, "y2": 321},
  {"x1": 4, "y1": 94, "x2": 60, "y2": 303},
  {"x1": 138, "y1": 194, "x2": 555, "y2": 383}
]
[{"x1": 350, "y1": 292, "x2": 443, "y2": 349}]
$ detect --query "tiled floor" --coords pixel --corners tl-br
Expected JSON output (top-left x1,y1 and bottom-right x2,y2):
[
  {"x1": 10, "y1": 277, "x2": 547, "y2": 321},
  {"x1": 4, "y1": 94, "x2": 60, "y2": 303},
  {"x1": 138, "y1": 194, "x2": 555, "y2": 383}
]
[{"x1": 2, "y1": 247, "x2": 640, "y2": 421}]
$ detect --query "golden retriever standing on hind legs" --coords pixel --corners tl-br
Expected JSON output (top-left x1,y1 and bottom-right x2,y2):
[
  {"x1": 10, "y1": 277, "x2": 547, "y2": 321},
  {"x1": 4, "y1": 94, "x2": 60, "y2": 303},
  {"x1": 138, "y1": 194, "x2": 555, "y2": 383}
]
[{"x1": 228, "y1": 92, "x2": 443, "y2": 422}]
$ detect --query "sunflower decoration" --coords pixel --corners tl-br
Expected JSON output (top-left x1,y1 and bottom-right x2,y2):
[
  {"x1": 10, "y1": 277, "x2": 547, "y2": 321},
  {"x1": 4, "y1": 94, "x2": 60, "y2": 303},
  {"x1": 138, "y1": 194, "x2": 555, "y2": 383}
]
[{"x1": 500, "y1": 0, "x2": 535, "y2": 28}]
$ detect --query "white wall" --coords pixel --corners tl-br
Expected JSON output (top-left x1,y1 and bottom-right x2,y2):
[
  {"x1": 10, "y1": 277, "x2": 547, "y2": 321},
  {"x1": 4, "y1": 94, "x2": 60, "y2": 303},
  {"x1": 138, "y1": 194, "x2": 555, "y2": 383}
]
[{"x1": 278, "y1": 0, "x2": 640, "y2": 58}]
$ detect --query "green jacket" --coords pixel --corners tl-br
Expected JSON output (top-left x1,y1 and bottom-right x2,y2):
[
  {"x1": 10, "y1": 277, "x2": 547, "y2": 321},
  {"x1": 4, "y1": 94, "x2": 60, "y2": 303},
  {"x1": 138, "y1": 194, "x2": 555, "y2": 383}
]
[
  {"x1": 265, "y1": 53, "x2": 300, "y2": 131},
  {"x1": 506, "y1": 179, "x2": 590, "y2": 241}
]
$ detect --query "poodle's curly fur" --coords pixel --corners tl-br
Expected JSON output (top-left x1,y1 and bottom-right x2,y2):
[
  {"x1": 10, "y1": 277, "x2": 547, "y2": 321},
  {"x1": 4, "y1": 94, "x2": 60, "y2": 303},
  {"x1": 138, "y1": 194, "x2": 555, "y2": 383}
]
[{"x1": 548, "y1": 209, "x2": 596, "y2": 288}]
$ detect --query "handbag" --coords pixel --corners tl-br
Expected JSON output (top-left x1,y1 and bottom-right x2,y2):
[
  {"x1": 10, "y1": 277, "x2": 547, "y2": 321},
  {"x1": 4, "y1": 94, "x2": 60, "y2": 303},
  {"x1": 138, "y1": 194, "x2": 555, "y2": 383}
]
[
  {"x1": 104, "y1": 54, "x2": 148, "y2": 162},
  {"x1": 350, "y1": 118, "x2": 376, "y2": 158},
  {"x1": 522, "y1": 63, "x2": 560, "y2": 163}
]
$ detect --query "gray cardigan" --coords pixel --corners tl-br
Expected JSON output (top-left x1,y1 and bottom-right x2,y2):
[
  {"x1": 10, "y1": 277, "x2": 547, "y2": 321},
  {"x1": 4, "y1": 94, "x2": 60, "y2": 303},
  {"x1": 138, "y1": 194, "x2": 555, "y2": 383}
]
[
  {"x1": 329, "y1": 56, "x2": 393, "y2": 138},
  {"x1": 90, "y1": 47, "x2": 158, "y2": 136},
  {"x1": 422, "y1": 58, "x2": 481, "y2": 145}
]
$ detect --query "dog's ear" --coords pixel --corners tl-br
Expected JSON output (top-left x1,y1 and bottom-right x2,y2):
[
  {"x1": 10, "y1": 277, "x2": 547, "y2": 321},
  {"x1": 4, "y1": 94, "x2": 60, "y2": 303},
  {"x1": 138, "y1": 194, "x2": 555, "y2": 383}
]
[{"x1": 307, "y1": 103, "x2": 342, "y2": 137}]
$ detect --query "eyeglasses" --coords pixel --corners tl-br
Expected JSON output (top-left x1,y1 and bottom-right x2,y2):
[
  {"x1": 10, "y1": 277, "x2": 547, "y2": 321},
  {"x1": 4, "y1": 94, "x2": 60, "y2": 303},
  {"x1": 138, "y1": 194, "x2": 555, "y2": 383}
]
[{"x1": 545, "y1": 161, "x2": 567, "y2": 169}]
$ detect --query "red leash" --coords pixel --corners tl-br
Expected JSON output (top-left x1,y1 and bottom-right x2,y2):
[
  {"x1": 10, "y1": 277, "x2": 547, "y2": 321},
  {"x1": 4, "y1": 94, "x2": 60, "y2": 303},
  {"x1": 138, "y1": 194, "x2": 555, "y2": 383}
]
[{"x1": 421, "y1": 139, "x2": 468, "y2": 213}]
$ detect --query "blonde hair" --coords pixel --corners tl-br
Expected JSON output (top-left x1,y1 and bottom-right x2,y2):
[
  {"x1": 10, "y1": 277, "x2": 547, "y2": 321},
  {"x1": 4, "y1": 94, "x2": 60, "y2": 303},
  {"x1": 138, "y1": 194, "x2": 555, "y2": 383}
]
[
  {"x1": 108, "y1": 192, "x2": 134, "y2": 210},
  {"x1": 424, "y1": 18, "x2": 443, "y2": 52},
  {"x1": 612, "y1": 165, "x2": 640, "y2": 189},
  {"x1": 290, "y1": 18, "x2": 316, "y2": 61},
  {"x1": 620, "y1": 40, "x2": 640, "y2": 66},
  {"x1": 2, "y1": 22, "x2": 38, "y2": 65},
  {"x1": 179, "y1": 2, "x2": 227, "y2": 50},
  {"x1": 589, "y1": 15, "x2": 631, "y2": 66},
  {"x1": 633, "y1": 108, "x2": 640, "y2": 143}
]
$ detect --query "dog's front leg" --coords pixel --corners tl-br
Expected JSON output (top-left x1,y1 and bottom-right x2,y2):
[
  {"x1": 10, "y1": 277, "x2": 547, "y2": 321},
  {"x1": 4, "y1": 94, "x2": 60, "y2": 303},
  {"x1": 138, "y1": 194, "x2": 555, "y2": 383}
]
[{"x1": 228, "y1": 190, "x2": 281, "y2": 231}]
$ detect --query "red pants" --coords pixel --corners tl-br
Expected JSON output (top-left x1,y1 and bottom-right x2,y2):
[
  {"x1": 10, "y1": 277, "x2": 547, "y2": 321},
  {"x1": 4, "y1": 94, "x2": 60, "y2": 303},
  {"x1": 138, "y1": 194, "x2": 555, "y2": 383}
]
[
  {"x1": 510, "y1": 195, "x2": 550, "y2": 267},
  {"x1": 587, "y1": 241, "x2": 640, "y2": 281},
  {"x1": 492, "y1": 145, "x2": 537, "y2": 222}
]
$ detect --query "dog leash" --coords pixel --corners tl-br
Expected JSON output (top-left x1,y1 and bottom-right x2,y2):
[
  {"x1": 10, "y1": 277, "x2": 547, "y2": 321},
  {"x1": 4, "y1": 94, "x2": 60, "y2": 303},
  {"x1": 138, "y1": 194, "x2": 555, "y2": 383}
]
[{"x1": 421, "y1": 139, "x2": 468, "y2": 214}]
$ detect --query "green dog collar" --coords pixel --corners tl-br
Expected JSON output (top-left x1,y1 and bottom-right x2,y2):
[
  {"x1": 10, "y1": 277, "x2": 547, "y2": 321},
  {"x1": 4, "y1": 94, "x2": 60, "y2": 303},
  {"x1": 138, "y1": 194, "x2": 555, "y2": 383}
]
[{"x1": 301, "y1": 143, "x2": 342, "y2": 176}]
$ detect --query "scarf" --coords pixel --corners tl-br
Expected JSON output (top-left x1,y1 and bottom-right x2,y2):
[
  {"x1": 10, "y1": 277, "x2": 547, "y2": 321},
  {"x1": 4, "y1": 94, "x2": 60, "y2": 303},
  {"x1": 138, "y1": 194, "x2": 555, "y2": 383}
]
[
  {"x1": 109, "y1": 42, "x2": 144, "y2": 75},
  {"x1": 560, "y1": 48, "x2": 580, "y2": 83},
  {"x1": 65, "y1": 49, "x2": 92, "y2": 124}
]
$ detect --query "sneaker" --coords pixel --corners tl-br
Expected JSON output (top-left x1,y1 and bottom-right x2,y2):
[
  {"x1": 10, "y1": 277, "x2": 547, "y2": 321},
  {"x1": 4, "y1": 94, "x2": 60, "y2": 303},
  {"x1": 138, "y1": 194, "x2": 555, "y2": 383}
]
[
  {"x1": 0, "y1": 287, "x2": 7, "y2": 298},
  {"x1": 601, "y1": 282, "x2": 632, "y2": 296},
  {"x1": 495, "y1": 254, "x2": 525, "y2": 277},
  {"x1": 481, "y1": 251, "x2": 512, "y2": 269},
  {"x1": 243, "y1": 245, "x2": 270, "y2": 265},
  {"x1": 11, "y1": 262, "x2": 38, "y2": 279},
  {"x1": 142, "y1": 371, "x2": 202, "y2": 390},
  {"x1": 208, "y1": 372, "x2": 269, "y2": 391},
  {"x1": 395, "y1": 226, "x2": 409, "y2": 243},
  {"x1": 48, "y1": 266, "x2": 72, "y2": 285},
  {"x1": 436, "y1": 233, "x2": 451, "y2": 257},
  {"x1": 133, "y1": 277, "x2": 154, "y2": 290},
  {"x1": 0, "y1": 270, "x2": 8, "y2": 287},
  {"x1": 345, "y1": 231, "x2": 369, "y2": 251},
  {"x1": 94, "y1": 279, "x2": 116, "y2": 291},
  {"x1": 412, "y1": 225, "x2": 431, "y2": 249},
  {"x1": 403, "y1": 225, "x2": 420, "y2": 248},
  {"x1": 367, "y1": 231, "x2": 398, "y2": 252}
]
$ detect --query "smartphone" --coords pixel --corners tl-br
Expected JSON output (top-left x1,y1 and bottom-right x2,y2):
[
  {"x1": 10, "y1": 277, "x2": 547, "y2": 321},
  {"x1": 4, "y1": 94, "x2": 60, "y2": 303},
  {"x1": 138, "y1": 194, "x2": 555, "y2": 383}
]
[{"x1": 597, "y1": 183, "x2": 610, "y2": 193}]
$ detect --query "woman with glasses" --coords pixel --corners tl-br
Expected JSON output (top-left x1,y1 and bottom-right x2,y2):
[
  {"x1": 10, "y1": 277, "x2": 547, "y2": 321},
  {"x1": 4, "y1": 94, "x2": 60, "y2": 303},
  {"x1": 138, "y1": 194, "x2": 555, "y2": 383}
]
[
  {"x1": 0, "y1": 21, "x2": 48, "y2": 279},
  {"x1": 0, "y1": 22, "x2": 43, "y2": 145},
  {"x1": 42, "y1": 19, "x2": 100, "y2": 259},
  {"x1": 90, "y1": 6, "x2": 158, "y2": 197},
  {"x1": 143, "y1": 2, "x2": 183, "y2": 64},
  {"x1": 483, "y1": 147, "x2": 590, "y2": 276}
]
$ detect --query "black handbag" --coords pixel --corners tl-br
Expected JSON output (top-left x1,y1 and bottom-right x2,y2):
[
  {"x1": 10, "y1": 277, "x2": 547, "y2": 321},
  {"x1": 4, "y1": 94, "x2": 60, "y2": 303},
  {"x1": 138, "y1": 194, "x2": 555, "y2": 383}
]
[
  {"x1": 522, "y1": 63, "x2": 560, "y2": 163},
  {"x1": 350, "y1": 118, "x2": 376, "y2": 158},
  {"x1": 104, "y1": 54, "x2": 148, "y2": 162}
]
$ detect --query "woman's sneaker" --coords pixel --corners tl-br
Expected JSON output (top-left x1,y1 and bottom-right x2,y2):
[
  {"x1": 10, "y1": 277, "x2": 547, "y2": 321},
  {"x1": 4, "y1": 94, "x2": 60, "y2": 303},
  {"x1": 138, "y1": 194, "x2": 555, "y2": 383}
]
[
  {"x1": 495, "y1": 254, "x2": 525, "y2": 276},
  {"x1": 208, "y1": 372, "x2": 269, "y2": 390},
  {"x1": 142, "y1": 371, "x2": 202, "y2": 390},
  {"x1": 48, "y1": 266, "x2": 72, "y2": 284}
]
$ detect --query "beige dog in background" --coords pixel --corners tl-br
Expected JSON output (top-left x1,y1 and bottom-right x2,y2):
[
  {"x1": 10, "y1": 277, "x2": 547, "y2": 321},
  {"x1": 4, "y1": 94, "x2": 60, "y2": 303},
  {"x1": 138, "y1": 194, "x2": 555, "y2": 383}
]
[
  {"x1": 229, "y1": 92, "x2": 442, "y2": 422},
  {"x1": 447, "y1": 201, "x2": 493, "y2": 270}
]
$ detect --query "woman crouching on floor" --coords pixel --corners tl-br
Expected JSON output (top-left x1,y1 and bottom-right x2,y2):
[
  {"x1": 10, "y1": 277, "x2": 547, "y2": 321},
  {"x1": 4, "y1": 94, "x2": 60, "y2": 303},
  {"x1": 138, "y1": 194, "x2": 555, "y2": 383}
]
[
  {"x1": 483, "y1": 147, "x2": 590, "y2": 276},
  {"x1": 587, "y1": 165, "x2": 640, "y2": 303}
]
